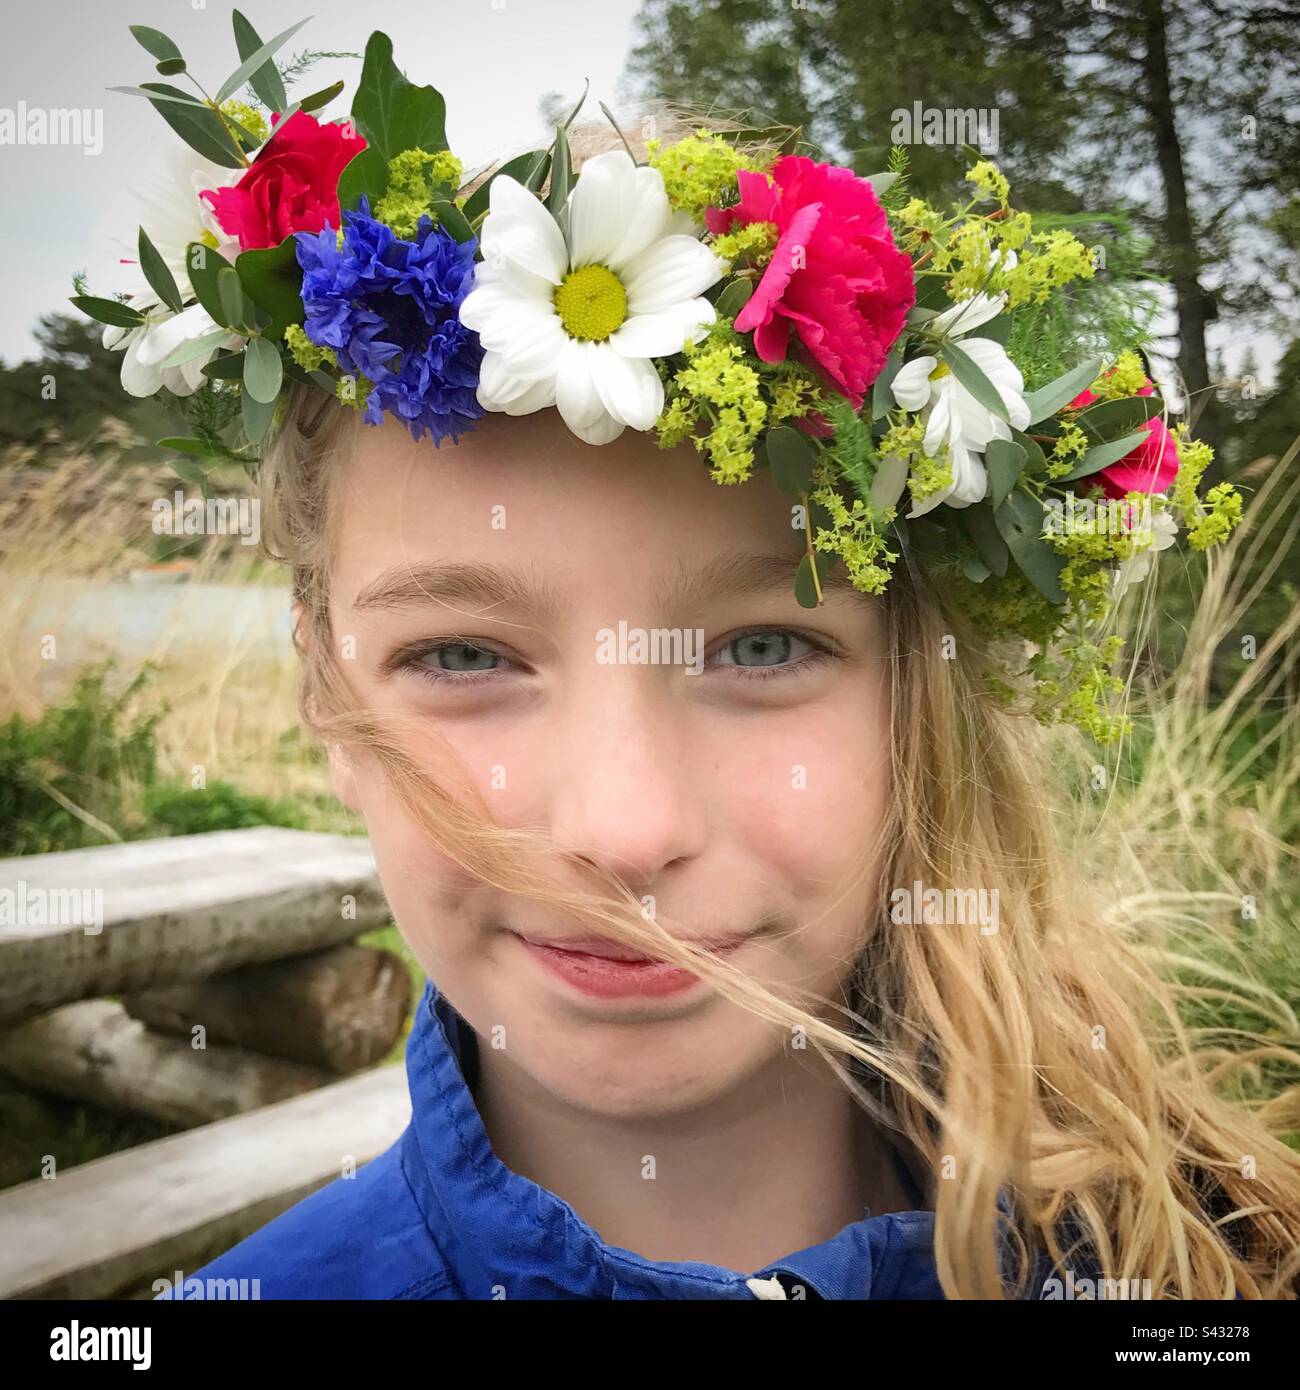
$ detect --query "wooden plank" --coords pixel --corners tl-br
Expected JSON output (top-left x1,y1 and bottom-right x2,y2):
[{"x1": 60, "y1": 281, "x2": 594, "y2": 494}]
[
  {"x1": 122, "y1": 944, "x2": 413, "y2": 1074},
  {"x1": 0, "y1": 828, "x2": 390, "y2": 1025},
  {"x1": 0, "y1": 1063, "x2": 411, "y2": 1300},
  {"x1": 0, "y1": 1000, "x2": 333, "y2": 1127}
]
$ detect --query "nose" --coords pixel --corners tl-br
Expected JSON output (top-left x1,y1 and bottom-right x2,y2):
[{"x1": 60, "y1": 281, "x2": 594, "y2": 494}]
[{"x1": 547, "y1": 669, "x2": 708, "y2": 889}]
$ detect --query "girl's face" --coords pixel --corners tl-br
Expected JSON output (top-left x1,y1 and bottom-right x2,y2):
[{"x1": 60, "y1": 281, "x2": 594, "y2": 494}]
[{"x1": 324, "y1": 410, "x2": 892, "y2": 1119}]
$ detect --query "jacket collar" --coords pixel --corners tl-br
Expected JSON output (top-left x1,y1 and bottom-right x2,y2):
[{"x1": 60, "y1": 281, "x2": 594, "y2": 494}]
[{"x1": 398, "y1": 977, "x2": 944, "y2": 1300}]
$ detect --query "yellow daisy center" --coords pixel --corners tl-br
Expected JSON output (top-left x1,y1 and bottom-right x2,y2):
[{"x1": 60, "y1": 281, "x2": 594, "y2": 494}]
[
  {"x1": 928, "y1": 361, "x2": 952, "y2": 381},
  {"x1": 554, "y1": 264, "x2": 628, "y2": 341}
]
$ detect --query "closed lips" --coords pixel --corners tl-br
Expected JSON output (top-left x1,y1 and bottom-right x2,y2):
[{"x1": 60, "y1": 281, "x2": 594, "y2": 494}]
[{"x1": 514, "y1": 934, "x2": 748, "y2": 962}]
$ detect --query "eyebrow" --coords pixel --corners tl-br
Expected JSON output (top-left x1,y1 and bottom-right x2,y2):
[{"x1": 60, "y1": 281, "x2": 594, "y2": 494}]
[{"x1": 350, "y1": 549, "x2": 862, "y2": 618}]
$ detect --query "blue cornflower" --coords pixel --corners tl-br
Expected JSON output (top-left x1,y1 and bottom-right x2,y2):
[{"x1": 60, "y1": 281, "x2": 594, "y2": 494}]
[{"x1": 295, "y1": 197, "x2": 484, "y2": 444}]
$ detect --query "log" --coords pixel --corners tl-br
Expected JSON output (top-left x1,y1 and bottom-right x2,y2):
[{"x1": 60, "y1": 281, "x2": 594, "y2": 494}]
[
  {"x1": 121, "y1": 944, "x2": 413, "y2": 1074},
  {"x1": 0, "y1": 999, "x2": 332, "y2": 1127},
  {"x1": 0, "y1": 1063, "x2": 410, "y2": 1299},
  {"x1": 0, "y1": 827, "x2": 390, "y2": 1026}
]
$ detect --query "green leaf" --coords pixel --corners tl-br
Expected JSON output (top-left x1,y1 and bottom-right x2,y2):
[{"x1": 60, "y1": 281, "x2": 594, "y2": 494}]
[
  {"x1": 236, "y1": 235, "x2": 304, "y2": 340},
  {"x1": 242, "y1": 385, "x2": 277, "y2": 444},
  {"x1": 1023, "y1": 357, "x2": 1102, "y2": 425},
  {"x1": 185, "y1": 243, "x2": 237, "y2": 326},
  {"x1": 156, "y1": 435, "x2": 229, "y2": 460},
  {"x1": 352, "y1": 31, "x2": 447, "y2": 160},
  {"x1": 985, "y1": 438, "x2": 1026, "y2": 510},
  {"x1": 200, "y1": 352, "x2": 247, "y2": 381},
  {"x1": 960, "y1": 502, "x2": 1009, "y2": 578},
  {"x1": 129, "y1": 25, "x2": 183, "y2": 65},
  {"x1": 215, "y1": 16, "x2": 311, "y2": 105},
  {"x1": 865, "y1": 171, "x2": 898, "y2": 198},
  {"x1": 431, "y1": 199, "x2": 474, "y2": 243},
  {"x1": 137, "y1": 82, "x2": 245, "y2": 169},
  {"x1": 546, "y1": 122, "x2": 574, "y2": 217},
  {"x1": 297, "y1": 79, "x2": 345, "y2": 114},
  {"x1": 939, "y1": 340, "x2": 1009, "y2": 423},
  {"x1": 765, "y1": 425, "x2": 815, "y2": 495},
  {"x1": 337, "y1": 145, "x2": 390, "y2": 212},
  {"x1": 161, "y1": 328, "x2": 230, "y2": 368},
  {"x1": 462, "y1": 149, "x2": 550, "y2": 223},
  {"x1": 1010, "y1": 427, "x2": 1048, "y2": 476},
  {"x1": 231, "y1": 9, "x2": 289, "y2": 113},
  {"x1": 218, "y1": 266, "x2": 252, "y2": 332},
  {"x1": 977, "y1": 314, "x2": 1012, "y2": 345},
  {"x1": 70, "y1": 295, "x2": 146, "y2": 329},
  {"x1": 137, "y1": 226, "x2": 184, "y2": 314},
  {"x1": 243, "y1": 336, "x2": 283, "y2": 403},
  {"x1": 995, "y1": 490, "x2": 1066, "y2": 603},
  {"x1": 715, "y1": 279, "x2": 754, "y2": 319},
  {"x1": 1075, "y1": 395, "x2": 1163, "y2": 442},
  {"x1": 872, "y1": 342, "x2": 905, "y2": 421},
  {"x1": 168, "y1": 456, "x2": 214, "y2": 495},
  {"x1": 1057, "y1": 429, "x2": 1151, "y2": 483},
  {"x1": 794, "y1": 551, "x2": 836, "y2": 609}
]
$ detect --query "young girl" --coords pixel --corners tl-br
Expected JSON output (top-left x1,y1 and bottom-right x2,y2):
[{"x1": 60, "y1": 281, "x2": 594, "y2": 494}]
[{"x1": 85, "y1": 18, "x2": 1298, "y2": 1300}]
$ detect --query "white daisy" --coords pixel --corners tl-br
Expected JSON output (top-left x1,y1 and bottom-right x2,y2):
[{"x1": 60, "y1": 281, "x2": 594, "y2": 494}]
[
  {"x1": 102, "y1": 147, "x2": 244, "y2": 397},
  {"x1": 1113, "y1": 504, "x2": 1178, "y2": 594},
  {"x1": 459, "y1": 150, "x2": 727, "y2": 445},
  {"x1": 889, "y1": 333, "x2": 1030, "y2": 518}
]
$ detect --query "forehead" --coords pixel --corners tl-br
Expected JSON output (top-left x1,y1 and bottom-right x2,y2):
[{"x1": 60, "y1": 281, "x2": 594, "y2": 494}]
[{"x1": 326, "y1": 410, "x2": 860, "y2": 614}]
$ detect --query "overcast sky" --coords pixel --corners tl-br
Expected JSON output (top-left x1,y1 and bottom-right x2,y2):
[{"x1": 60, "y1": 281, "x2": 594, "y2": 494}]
[{"x1": 0, "y1": 0, "x2": 645, "y2": 364}]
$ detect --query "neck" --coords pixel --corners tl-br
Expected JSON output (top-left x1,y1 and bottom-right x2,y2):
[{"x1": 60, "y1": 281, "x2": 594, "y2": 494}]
[{"x1": 473, "y1": 1037, "x2": 921, "y2": 1272}]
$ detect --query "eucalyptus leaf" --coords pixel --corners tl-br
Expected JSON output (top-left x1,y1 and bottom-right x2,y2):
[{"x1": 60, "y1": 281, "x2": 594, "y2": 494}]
[
  {"x1": 218, "y1": 266, "x2": 252, "y2": 332},
  {"x1": 215, "y1": 17, "x2": 311, "y2": 105},
  {"x1": 242, "y1": 384, "x2": 277, "y2": 444},
  {"x1": 156, "y1": 436, "x2": 230, "y2": 461},
  {"x1": 866, "y1": 171, "x2": 897, "y2": 197},
  {"x1": 995, "y1": 490, "x2": 1066, "y2": 603},
  {"x1": 128, "y1": 25, "x2": 183, "y2": 65},
  {"x1": 940, "y1": 340, "x2": 1009, "y2": 423},
  {"x1": 985, "y1": 437, "x2": 1026, "y2": 510},
  {"x1": 462, "y1": 149, "x2": 549, "y2": 223},
  {"x1": 1022, "y1": 357, "x2": 1102, "y2": 425},
  {"x1": 185, "y1": 243, "x2": 237, "y2": 326},
  {"x1": 1010, "y1": 427, "x2": 1048, "y2": 476},
  {"x1": 200, "y1": 352, "x2": 247, "y2": 381},
  {"x1": 237, "y1": 235, "x2": 305, "y2": 339},
  {"x1": 138, "y1": 226, "x2": 184, "y2": 314},
  {"x1": 242, "y1": 335, "x2": 284, "y2": 403},
  {"x1": 70, "y1": 295, "x2": 147, "y2": 329},
  {"x1": 794, "y1": 550, "x2": 835, "y2": 609},
  {"x1": 297, "y1": 79, "x2": 345, "y2": 114},
  {"x1": 136, "y1": 82, "x2": 246, "y2": 168},
  {"x1": 765, "y1": 425, "x2": 815, "y2": 496},
  {"x1": 872, "y1": 342, "x2": 905, "y2": 421},
  {"x1": 431, "y1": 199, "x2": 475, "y2": 243},
  {"x1": 546, "y1": 121, "x2": 573, "y2": 217},
  {"x1": 1075, "y1": 395, "x2": 1163, "y2": 442},
  {"x1": 960, "y1": 502, "x2": 1009, "y2": 578},
  {"x1": 1057, "y1": 429, "x2": 1150, "y2": 483},
  {"x1": 231, "y1": 9, "x2": 288, "y2": 113},
  {"x1": 715, "y1": 278, "x2": 754, "y2": 319}
]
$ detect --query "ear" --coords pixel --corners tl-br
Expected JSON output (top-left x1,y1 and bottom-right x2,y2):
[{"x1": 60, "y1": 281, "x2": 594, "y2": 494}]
[{"x1": 327, "y1": 741, "x2": 362, "y2": 814}]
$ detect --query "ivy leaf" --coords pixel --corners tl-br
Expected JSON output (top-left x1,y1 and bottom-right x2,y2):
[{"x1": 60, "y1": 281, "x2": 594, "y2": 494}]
[
  {"x1": 939, "y1": 340, "x2": 1009, "y2": 423},
  {"x1": 138, "y1": 226, "x2": 184, "y2": 314},
  {"x1": 352, "y1": 30, "x2": 447, "y2": 160},
  {"x1": 985, "y1": 437, "x2": 1026, "y2": 510},
  {"x1": 1023, "y1": 358, "x2": 1102, "y2": 425},
  {"x1": 231, "y1": 9, "x2": 289, "y2": 114},
  {"x1": 337, "y1": 145, "x2": 390, "y2": 212},
  {"x1": 236, "y1": 235, "x2": 305, "y2": 340},
  {"x1": 765, "y1": 425, "x2": 815, "y2": 495},
  {"x1": 1057, "y1": 429, "x2": 1150, "y2": 483},
  {"x1": 995, "y1": 490, "x2": 1066, "y2": 603},
  {"x1": 70, "y1": 295, "x2": 146, "y2": 329},
  {"x1": 215, "y1": 16, "x2": 311, "y2": 105}
]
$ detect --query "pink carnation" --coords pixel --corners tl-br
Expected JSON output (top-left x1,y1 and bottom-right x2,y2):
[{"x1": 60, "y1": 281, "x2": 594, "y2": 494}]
[
  {"x1": 1068, "y1": 377, "x2": 1179, "y2": 499},
  {"x1": 707, "y1": 156, "x2": 915, "y2": 411}
]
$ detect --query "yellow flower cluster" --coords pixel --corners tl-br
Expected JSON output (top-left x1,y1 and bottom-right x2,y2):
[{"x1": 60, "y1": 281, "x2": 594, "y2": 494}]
[
  {"x1": 965, "y1": 160, "x2": 1010, "y2": 206},
  {"x1": 1168, "y1": 425, "x2": 1243, "y2": 550},
  {"x1": 711, "y1": 220, "x2": 778, "y2": 266},
  {"x1": 285, "y1": 324, "x2": 337, "y2": 373},
  {"x1": 645, "y1": 131, "x2": 772, "y2": 220},
  {"x1": 1047, "y1": 420, "x2": 1088, "y2": 479},
  {"x1": 1088, "y1": 350, "x2": 1149, "y2": 400},
  {"x1": 221, "y1": 99, "x2": 269, "y2": 144},
  {"x1": 809, "y1": 483, "x2": 897, "y2": 595},
  {"x1": 373, "y1": 148, "x2": 465, "y2": 238},
  {"x1": 657, "y1": 327, "x2": 768, "y2": 483},
  {"x1": 880, "y1": 417, "x2": 952, "y2": 501}
]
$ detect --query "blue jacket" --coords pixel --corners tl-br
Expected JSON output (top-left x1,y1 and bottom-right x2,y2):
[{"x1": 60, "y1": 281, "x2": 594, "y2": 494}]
[{"x1": 171, "y1": 976, "x2": 960, "y2": 1299}]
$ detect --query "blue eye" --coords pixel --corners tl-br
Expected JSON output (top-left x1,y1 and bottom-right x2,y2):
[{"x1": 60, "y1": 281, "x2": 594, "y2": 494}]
[{"x1": 712, "y1": 629, "x2": 830, "y2": 680}]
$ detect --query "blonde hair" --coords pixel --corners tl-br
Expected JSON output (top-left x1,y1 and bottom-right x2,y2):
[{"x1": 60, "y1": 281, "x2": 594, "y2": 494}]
[{"x1": 257, "y1": 119, "x2": 1300, "y2": 1299}]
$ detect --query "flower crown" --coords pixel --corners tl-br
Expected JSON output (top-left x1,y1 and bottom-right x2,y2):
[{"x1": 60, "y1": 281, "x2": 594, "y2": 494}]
[{"x1": 76, "y1": 12, "x2": 1243, "y2": 742}]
